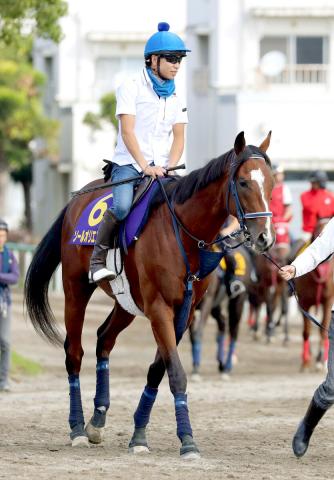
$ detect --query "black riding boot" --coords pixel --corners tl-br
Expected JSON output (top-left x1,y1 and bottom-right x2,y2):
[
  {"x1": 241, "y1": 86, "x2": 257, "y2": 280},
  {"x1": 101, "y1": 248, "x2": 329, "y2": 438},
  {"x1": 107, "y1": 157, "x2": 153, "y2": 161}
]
[
  {"x1": 292, "y1": 398, "x2": 327, "y2": 458},
  {"x1": 89, "y1": 210, "x2": 119, "y2": 283}
]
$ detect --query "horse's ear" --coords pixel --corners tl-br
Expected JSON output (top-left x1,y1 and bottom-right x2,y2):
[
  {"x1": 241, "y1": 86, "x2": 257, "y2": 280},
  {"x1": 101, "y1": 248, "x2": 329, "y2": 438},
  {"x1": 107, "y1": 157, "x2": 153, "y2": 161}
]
[
  {"x1": 234, "y1": 131, "x2": 246, "y2": 155},
  {"x1": 258, "y1": 131, "x2": 272, "y2": 153}
]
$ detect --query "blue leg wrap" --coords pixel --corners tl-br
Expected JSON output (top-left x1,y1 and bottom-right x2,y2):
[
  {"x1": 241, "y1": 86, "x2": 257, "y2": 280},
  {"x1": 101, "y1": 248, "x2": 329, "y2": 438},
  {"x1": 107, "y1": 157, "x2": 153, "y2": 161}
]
[
  {"x1": 192, "y1": 339, "x2": 202, "y2": 367},
  {"x1": 216, "y1": 333, "x2": 225, "y2": 363},
  {"x1": 94, "y1": 358, "x2": 110, "y2": 410},
  {"x1": 68, "y1": 374, "x2": 84, "y2": 429},
  {"x1": 134, "y1": 385, "x2": 158, "y2": 429},
  {"x1": 174, "y1": 393, "x2": 193, "y2": 440},
  {"x1": 224, "y1": 339, "x2": 236, "y2": 372}
]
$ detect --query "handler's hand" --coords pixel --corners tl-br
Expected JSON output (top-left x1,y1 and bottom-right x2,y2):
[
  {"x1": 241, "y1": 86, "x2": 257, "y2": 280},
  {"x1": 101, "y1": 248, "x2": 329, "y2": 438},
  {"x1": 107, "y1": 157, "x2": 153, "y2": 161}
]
[
  {"x1": 144, "y1": 165, "x2": 166, "y2": 178},
  {"x1": 278, "y1": 265, "x2": 296, "y2": 281}
]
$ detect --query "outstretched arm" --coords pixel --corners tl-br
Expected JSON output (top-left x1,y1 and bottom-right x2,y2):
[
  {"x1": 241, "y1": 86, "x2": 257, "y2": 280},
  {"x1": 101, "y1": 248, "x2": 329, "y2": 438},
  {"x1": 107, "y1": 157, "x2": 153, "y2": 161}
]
[{"x1": 279, "y1": 217, "x2": 334, "y2": 281}]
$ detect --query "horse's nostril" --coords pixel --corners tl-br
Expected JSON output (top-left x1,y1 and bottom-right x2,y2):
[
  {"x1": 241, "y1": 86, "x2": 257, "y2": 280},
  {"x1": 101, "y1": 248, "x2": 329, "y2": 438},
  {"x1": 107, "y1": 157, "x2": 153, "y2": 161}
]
[{"x1": 257, "y1": 232, "x2": 268, "y2": 247}]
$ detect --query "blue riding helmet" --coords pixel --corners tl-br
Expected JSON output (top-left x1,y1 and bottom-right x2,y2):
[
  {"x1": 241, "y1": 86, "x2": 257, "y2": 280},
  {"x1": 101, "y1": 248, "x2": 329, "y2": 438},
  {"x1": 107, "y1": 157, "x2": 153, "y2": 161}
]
[{"x1": 144, "y1": 22, "x2": 191, "y2": 57}]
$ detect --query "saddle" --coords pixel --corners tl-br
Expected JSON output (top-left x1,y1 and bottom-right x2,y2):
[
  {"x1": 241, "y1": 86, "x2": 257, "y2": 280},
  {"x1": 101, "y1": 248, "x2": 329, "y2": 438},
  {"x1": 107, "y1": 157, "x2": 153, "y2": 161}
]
[{"x1": 102, "y1": 159, "x2": 154, "y2": 208}]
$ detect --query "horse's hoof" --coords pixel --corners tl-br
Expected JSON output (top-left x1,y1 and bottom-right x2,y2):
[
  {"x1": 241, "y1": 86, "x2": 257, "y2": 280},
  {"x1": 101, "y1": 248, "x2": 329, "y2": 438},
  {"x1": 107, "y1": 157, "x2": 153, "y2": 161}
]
[
  {"x1": 267, "y1": 336, "x2": 276, "y2": 344},
  {"x1": 181, "y1": 450, "x2": 201, "y2": 460},
  {"x1": 315, "y1": 361, "x2": 327, "y2": 372},
  {"x1": 253, "y1": 331, "x2": 261, "y2": 341},
  {"x1": 128, "y1": 445, "x2": 150, "y2": 454},
  {"x1": 221, "y1": 372, "x2": 231, "y2": 381},
  {"x1": 72, "y1": 435, "x2": 90, "y2": 447},
  {"x1": 190, "y1": 372, "x2": 202, "y2": 382},
  {"x1": 85, "y1": 421, "x2": 105, "y2": 444}
]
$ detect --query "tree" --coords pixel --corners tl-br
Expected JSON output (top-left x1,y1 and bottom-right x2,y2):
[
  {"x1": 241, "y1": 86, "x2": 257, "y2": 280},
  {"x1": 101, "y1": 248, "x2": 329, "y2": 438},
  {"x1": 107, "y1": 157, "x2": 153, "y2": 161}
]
[
  {"x1": 0, "y1": 0, "x2": 68, "y2": 45},
  {"x1": 0, "y1": 1, "x2": 67, "y2": 231},
  {"x1": 83, "y1": 92, "x2": 118, "y2": 135},
  {"x1": 0, "y1": 56, "x2": 59, "y2": 230}
]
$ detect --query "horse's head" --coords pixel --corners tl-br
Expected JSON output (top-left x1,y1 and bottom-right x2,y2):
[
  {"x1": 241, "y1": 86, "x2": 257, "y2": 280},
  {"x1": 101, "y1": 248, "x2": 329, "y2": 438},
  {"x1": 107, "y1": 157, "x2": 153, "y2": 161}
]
[{"x1": 228, "y1": 131, "x2": 275, "y2": 253}]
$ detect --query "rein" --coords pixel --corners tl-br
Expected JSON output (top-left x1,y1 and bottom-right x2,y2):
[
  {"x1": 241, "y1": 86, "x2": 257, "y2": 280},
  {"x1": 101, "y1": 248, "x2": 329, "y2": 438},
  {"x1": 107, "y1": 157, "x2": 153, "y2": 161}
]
[
  {"x1": 262, "y1": 252, "x2": 328, "y2": 333},
  {"x1": 71, "y1": 164, "x2": 186, "y2": 197}
]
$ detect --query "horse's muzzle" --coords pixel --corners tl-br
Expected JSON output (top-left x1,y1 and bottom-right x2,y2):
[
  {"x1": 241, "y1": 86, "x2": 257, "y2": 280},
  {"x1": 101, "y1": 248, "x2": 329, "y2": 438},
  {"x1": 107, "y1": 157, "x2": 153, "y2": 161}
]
[{"x1": 254, "y1": 231, "x2": 275, "y2": 252}]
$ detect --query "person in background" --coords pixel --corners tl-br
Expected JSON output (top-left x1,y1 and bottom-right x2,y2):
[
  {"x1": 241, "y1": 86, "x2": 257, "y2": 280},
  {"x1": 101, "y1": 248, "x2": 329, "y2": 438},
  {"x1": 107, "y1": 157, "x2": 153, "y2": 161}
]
[
  {"x1": 279, "y1": 216, "x2": 334, "y2": 457},
  {"x1": 0, "y1": 219, "x2": 19, "y2": 392},
  {"x1": 89, "y1": 22, "x2": 190, "y2": 283},
  {"x1": 301, "y1": 170, "x2": 334, "y2": 242},
  {"x1": 269, "y1": 164, "x2": 292, "y2": 262}
]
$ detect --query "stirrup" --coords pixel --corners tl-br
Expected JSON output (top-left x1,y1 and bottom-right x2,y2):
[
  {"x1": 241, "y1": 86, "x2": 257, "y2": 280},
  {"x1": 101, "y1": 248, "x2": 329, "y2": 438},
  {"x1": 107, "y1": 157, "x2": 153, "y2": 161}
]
[{"x1": 89, "y1": 268, "x2": 117, "y2": 283}]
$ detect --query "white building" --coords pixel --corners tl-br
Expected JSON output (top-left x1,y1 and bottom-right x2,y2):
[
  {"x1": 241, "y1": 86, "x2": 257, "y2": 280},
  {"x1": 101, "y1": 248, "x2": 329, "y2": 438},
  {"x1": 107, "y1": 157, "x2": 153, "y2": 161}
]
[
  {"x1": 187, "y1": 0, "x2": 334, "y2": 172},
  {"x1": 32, "y1": 0, "x2": 188, "y2": 235}
]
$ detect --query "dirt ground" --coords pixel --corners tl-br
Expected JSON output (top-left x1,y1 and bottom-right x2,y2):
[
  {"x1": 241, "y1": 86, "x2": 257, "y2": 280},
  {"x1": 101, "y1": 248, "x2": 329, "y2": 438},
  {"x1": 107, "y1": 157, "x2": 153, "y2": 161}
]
[{"x1": 1, "y1": 290, "x2": 334, "y2": 480}]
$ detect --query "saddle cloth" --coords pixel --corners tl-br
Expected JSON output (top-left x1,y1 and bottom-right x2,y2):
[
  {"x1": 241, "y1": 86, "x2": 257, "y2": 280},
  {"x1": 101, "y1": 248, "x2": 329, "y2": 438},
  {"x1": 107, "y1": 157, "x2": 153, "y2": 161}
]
[{"x1": 70, "y1": 181, "x2": 159, "y2": 247}]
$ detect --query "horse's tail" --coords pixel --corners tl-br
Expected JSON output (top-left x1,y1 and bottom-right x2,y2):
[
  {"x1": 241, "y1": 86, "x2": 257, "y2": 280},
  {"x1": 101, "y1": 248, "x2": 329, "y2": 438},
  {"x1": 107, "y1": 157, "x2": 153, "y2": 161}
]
[{"x1": 24, "y1": 206, "x2": 68, "y2": 346}]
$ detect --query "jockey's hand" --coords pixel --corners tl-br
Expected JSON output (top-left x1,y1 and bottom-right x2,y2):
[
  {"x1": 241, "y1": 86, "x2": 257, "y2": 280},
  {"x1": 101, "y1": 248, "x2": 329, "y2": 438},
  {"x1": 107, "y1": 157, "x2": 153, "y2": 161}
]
[
  {"x1": 144, "y1": 165, "x2": 166, "y2": 178},
  {"x1": 278, "y1": 265, "x2": 296, "y2": 281}
]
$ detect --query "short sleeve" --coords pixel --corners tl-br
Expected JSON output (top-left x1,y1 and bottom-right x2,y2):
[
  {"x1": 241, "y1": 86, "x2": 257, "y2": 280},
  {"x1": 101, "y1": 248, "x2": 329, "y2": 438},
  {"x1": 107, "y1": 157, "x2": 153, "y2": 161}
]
[
  {"x1": 174, "y1": 96, "x2": 188, "y2": 124},
  {"x1": 115, "y1": 78, "x2": 138, "y2": 118}
]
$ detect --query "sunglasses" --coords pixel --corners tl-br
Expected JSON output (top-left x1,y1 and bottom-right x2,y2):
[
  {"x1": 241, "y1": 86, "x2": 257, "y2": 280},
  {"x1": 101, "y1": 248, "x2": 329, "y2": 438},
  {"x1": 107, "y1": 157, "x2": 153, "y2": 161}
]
[{"x1": 161, "y1": 54, "x2": 184, "y2": 64}]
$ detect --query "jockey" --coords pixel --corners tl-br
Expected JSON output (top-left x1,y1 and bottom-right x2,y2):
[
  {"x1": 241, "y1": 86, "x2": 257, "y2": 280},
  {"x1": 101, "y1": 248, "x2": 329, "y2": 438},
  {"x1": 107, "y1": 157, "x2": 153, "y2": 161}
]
[
  {"x1": 89, "y1": 22, "x2": 190, "y2": 283},
  {"x1": 301, "y1": 170, "x2": 334, "y2": 242},
  {"x1": 269, "y1": 164, "x2": 292, "y2": 255}
]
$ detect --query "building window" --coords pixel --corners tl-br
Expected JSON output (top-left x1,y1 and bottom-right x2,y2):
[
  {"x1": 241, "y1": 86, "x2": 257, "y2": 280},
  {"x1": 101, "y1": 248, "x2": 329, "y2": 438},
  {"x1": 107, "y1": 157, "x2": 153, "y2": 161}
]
[
  {"x1": 259, "y1": 35, "x2": 329, "y2": 84},
  {"x1": 94, "y1": 56, "x2": 143, "y2": 98}
]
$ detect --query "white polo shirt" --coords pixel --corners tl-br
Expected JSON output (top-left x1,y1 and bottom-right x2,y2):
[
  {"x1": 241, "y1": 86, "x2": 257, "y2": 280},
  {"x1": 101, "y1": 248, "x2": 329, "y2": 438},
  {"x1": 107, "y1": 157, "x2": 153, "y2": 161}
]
[
  {"x1": 291, "y1": 217, "x2": 334, "y2": 309},
  {"x1": 112, "y1": 68, "x2": 188, "y2": 171}
]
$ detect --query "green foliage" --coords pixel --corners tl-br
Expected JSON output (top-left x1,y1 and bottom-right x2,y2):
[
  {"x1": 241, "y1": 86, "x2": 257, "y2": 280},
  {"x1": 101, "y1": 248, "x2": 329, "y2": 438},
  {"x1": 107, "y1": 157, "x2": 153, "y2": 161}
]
[
  {"x1": 0, "y1": 0, "x2": 68, "y2": 45},
  {"x1": 11, "y1": 350, "x2": 43, "y2": 376},
  {"x1": 84, "y1": 91, "x2": 118, "y2": 134},
  {"x1": 83, "y1": 111, "x2": 102, "y2": 131}
]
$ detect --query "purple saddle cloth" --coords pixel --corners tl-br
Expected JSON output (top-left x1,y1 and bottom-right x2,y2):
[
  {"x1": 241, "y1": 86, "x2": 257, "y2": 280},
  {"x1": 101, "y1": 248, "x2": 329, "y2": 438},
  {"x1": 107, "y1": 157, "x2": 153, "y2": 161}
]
[{"x1": 70, "y1": 182, "x2": 160, "y2": 247}]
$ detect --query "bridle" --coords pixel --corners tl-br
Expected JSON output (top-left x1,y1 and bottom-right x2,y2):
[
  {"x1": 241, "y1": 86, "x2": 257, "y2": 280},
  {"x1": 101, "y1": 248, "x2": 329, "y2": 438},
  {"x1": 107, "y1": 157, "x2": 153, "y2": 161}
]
[
  {"x1": 157, "y1": 147, "x2": 273, "y2": 250},
  {"x1": 227, "y1": 147, "x2": 273, "y2": 244}
]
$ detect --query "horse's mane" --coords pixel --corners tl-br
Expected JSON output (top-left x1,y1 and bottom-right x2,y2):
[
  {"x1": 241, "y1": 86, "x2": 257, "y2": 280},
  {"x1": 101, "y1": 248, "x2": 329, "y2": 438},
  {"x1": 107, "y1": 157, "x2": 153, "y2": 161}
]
[{"x1": 152, "y1": 145, "x2": 271, "y2": 208}]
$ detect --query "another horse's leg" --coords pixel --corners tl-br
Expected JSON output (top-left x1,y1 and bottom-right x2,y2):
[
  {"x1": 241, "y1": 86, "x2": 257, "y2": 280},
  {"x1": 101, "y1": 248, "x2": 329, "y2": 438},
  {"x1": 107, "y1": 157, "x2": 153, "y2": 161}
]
[
  {"x1": 149, "y1": 303, "x2": 199, "y2": 459},
  {"x1": 224, "y1": 292, "x2": 246, "y2": 374},
  {"x1": 64, "y1": 280, "x2": 96, "y2": 446},
  {"x1": 302, "y1": 314, "x2": 311, "y2": 371},
  {"x1": 211, "y1": 303, "x2": 226, "y2": 374},
  {"x1": 85, "y1": 302, "x2": 135, "y2": 444},
  {"x1": 190, "y1": 275, "x2": 219, "y2": 377},
  {"x1": 281, "y1": 282, "x2": 290, "y2": 345},
  {"x1": 316, "y1": 300, "x2": 331, "y2": 371},
  {"x1": 129, "y1": 348, "x2": 165, "y2": 453}
]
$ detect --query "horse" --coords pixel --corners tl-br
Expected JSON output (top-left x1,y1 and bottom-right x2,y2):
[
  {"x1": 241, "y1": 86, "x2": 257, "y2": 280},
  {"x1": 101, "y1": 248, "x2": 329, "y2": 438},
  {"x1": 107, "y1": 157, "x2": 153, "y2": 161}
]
[
  {"x1": 293, "y1": 218, "x2": 334, "y2": 371},
  {"x1": 24, "y1": 131, "x2": 274, "y2": 458},
  {"x1": 189, "y1": 246, "x2": 251, "y2": 380},
  {"x1": 247, "y1": 246, "x2": 290, "y2": 344}
]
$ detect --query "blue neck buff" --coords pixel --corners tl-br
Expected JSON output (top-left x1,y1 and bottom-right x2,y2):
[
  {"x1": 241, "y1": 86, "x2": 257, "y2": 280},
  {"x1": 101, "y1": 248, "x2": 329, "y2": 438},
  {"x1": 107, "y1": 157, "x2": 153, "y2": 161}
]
[{"x1": 146, "y1": 67, "x2": 175, "y2": 98}]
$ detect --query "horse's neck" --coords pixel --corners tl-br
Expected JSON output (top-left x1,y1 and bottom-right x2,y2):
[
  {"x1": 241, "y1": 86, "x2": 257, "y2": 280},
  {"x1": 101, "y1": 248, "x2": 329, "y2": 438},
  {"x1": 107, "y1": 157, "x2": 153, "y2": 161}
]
[{"x1": 175, "y1": 180, "x2": 228, "y2": 244}]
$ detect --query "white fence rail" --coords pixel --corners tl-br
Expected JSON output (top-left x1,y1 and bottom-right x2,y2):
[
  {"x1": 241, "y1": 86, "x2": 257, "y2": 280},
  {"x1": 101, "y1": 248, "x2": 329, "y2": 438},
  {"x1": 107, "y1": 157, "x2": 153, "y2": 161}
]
[{"x1": 7, "y1": 242, "x2": 63, "y2": 293}]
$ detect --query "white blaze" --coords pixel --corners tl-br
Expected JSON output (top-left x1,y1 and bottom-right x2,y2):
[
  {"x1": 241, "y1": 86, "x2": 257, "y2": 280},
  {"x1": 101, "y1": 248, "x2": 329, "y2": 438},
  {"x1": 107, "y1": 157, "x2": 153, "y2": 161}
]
[{"x1": 250, "y1": 168, "x2": 273, "y2": 245}]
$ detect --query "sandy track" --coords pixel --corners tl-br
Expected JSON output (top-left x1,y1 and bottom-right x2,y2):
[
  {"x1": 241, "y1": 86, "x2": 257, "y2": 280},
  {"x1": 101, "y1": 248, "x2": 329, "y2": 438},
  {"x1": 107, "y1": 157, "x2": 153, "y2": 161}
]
[{"x1": 0, "y1": 290, "x2": 333, "y2": 479}]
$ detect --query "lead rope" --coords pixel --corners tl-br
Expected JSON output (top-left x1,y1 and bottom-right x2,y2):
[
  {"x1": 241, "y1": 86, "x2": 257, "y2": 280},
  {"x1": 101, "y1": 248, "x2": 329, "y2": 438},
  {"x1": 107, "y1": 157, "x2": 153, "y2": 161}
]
[{"x1": 262, "y1": 252, "x2": 328, "y2": 333}]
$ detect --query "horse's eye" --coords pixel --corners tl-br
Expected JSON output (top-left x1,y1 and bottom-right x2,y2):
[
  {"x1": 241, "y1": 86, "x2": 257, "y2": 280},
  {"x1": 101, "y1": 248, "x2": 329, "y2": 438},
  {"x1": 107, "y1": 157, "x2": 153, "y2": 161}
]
[{"x1": 239, "y1": 179, "x2": 248, "y2": 188}]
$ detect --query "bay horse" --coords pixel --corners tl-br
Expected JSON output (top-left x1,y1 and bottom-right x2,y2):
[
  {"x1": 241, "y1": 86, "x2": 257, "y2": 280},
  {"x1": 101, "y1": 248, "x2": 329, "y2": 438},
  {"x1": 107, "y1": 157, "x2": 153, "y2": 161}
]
[
  {"x1": 24, "y1": 131, "x2": 274, "y2": 458},
  {"x1": 293, "y1": 218, "x2": 334, "y2": 371},
  {"x1": 189, "y1": 246, "x2": 251, "y2": 379},
  {"x1": 248, "y1": 247, "x2": 290, "y2": 344}
]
